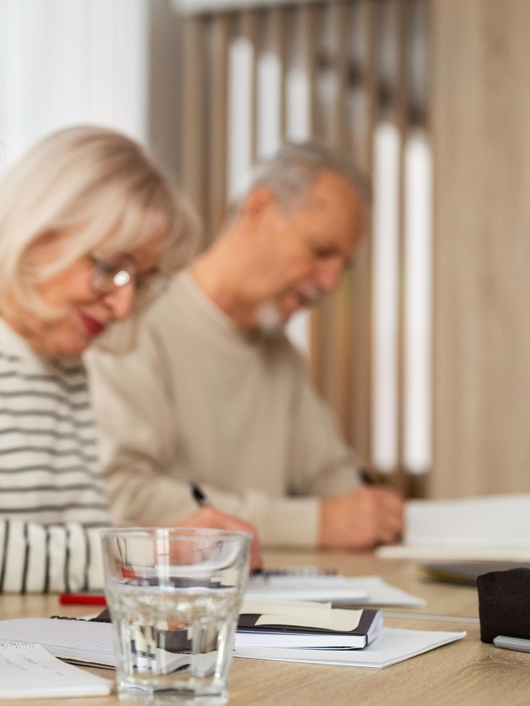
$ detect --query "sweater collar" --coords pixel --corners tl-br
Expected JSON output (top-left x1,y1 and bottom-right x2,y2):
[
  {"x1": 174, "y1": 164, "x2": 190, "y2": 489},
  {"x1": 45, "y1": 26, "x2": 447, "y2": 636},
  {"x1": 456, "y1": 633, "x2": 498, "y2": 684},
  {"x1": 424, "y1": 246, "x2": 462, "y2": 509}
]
[{"x1": 180, "y1": 270, "x2": 239, "y2": 333}]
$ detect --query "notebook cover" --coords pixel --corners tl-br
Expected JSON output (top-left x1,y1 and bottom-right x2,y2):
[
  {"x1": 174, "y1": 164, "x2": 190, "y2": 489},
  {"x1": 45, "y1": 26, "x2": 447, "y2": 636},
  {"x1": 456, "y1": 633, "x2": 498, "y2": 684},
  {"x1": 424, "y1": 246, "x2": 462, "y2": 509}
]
[{"x1": 237, "y1": 609, "x2": 379, "y2": 636}]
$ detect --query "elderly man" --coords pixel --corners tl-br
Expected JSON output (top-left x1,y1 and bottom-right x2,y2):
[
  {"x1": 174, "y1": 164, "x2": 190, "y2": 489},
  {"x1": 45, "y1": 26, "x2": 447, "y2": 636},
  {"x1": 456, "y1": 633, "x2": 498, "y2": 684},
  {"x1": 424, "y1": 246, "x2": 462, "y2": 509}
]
[{"x1": 87, "y1": 142, "x2": 403, "y2": 549}]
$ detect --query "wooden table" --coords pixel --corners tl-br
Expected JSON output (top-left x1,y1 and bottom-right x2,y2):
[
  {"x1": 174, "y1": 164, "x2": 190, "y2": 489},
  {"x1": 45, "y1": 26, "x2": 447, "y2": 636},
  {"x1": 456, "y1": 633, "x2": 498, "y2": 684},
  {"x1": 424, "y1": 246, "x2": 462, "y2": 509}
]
[{"x1": 1, "y1": 550, "x2": 529, "y2": 706}]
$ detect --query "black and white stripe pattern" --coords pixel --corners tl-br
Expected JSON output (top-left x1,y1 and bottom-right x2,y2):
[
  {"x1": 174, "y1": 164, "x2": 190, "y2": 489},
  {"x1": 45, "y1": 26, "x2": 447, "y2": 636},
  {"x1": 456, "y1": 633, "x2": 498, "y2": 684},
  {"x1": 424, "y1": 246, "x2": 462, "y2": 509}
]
[{"x1": 0, "y1": 320, "x2": 109, "y2": 592}]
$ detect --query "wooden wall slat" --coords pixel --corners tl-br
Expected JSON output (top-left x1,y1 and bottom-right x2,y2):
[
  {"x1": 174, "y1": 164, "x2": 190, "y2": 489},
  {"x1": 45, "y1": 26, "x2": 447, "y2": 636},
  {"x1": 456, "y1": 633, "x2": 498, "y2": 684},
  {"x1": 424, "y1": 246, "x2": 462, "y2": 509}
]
[
  {"x1": 303, "y1": 3, "x2": 329, "y2": 399},
  {"x1": 270, "y1": 6, "x2": 289, "y2": 140},
  {"x1": 183, "y1": 17, "x2": 206, "y2": 220},
  {"x1": 241, "y1": 9, "x2": 260, "y2": 164},
  {"x1": 309, "y1": 0, "x2": 335, "y2": 400},
  {"x1": 328, "y1": 2, "x2": 350, "y2": 151},
  {"x1": 394, "y1": 0, "x2": 412, "y2": 488},
  {"x1": 208, "y1": 13, "x2": 232, "y2": 241},
  {"x1": 299, "y1": 4, "x2": 317, "y2": 138},
  {"x1": 328, "y1": 1, "x2": 354, "y2": 433},
  {"x1": 352, "y1": 0, "x2": 380, "y2": 463}
]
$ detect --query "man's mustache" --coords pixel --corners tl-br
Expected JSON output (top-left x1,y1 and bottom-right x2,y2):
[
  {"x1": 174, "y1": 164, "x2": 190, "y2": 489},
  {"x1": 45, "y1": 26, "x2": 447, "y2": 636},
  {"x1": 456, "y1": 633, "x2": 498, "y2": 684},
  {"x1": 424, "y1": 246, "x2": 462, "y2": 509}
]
[
  {"x1": 255, "y1": 288, "x2": 328, "y2": 334},
  {"x1": 297, "y1": 287, "x2": 326, "y2": 307}
]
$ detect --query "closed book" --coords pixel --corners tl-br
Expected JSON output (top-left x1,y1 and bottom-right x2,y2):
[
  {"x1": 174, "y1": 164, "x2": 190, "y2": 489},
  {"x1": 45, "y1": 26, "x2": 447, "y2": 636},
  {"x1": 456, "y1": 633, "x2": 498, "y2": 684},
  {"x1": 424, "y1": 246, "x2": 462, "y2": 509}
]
[{"x1": 237, "y1": 608, "x2": 383, "y2": 649}]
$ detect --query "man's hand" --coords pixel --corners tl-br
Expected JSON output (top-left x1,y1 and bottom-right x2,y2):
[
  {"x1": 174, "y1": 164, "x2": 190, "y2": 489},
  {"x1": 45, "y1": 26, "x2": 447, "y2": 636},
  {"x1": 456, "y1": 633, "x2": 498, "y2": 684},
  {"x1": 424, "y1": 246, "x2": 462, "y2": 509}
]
[
  {"x1": 174, "y1": 507, "x2": 263, "y2": 571},
  {"x1": 320, "y1": 486, "x2": 404, "y2": 549}
]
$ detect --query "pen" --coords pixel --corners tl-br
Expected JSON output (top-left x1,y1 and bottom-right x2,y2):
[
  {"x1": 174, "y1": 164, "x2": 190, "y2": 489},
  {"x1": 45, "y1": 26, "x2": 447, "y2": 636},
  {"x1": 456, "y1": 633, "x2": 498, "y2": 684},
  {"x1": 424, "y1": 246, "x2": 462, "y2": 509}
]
[
  {"x1": 59, "y1": 593, "x2": 107, "y2": 606},
  {"x1": 189, "y1": 481, "x2": 265, "y2": 575},
  {"x1": 189, "y1": 481, "x2": 214, "y2": 507},
  {"x1": 188, "y1": 482, "x2": 339, "y2": 577},
  {"x1": 359, "y1": 467, "x2": 379, "y2": 485}
]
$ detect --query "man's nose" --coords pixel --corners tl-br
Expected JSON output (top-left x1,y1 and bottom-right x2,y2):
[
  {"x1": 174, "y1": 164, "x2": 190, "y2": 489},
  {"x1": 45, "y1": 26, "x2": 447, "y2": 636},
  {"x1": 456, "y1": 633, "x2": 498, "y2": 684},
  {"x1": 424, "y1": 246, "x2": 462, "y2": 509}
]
[
  {"x1": 104, "y1": 283, "x2": 136, "y2": 321},
  {"x1": 316, "y1": 258, "x2": 343, "y2": 293}
]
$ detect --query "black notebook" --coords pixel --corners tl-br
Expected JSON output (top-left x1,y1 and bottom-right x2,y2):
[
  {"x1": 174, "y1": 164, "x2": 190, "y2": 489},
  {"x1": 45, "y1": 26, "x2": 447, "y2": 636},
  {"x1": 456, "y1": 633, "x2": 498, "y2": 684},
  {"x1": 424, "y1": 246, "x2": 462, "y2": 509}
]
[{"x1": 237, "y1": 608, "x2": 383, "y2": 649}]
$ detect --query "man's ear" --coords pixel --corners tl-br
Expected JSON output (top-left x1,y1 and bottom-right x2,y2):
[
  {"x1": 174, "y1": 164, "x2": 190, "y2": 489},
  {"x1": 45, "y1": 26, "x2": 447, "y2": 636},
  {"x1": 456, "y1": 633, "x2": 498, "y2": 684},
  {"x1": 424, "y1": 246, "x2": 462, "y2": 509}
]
[{"x1": 239, "y1": 187, "x2": 276, "y2": 225}]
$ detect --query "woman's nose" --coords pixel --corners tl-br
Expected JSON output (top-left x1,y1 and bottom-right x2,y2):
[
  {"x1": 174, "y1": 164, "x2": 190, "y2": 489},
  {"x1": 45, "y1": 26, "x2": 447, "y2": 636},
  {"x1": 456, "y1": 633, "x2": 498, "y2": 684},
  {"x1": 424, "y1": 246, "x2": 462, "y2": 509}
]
[{"x1": 104, "y1": 282, "x2": 136, "y2": 321}]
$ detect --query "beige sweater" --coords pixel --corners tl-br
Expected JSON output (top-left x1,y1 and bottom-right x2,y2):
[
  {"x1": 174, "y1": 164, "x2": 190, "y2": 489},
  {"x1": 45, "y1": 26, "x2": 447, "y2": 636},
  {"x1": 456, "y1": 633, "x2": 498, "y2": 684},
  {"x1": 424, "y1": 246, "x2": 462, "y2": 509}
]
[{"x1": 86, "y1": 272, "x2": 362, "y2": 547}]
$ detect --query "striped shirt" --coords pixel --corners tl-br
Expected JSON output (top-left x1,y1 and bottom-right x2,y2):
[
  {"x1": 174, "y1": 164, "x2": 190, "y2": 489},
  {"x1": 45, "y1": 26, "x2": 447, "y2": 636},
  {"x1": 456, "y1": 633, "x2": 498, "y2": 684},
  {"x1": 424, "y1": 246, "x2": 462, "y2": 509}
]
[{"x1": 0, "y1": 317, "x2": 109, "y2": 593}]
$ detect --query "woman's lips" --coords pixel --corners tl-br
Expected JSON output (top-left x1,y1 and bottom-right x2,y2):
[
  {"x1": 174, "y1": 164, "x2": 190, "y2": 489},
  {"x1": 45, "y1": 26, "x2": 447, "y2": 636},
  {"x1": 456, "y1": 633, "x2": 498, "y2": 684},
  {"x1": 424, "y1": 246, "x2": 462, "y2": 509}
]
[{"x1": 79, "y1": 311, "x2": 106, "y2": 337}]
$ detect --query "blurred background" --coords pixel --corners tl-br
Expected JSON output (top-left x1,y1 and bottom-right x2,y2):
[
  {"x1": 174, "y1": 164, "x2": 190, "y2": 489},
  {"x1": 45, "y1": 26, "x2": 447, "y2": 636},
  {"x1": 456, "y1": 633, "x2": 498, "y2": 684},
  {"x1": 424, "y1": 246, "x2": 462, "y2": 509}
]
[{"x1": 1, "y1": 0, "x2": 527, "y2": 501}]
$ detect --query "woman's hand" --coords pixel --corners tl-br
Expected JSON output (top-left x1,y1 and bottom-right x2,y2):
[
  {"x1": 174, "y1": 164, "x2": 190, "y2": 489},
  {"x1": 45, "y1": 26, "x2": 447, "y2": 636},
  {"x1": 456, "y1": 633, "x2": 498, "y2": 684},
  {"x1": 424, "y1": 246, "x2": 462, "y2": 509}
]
[{"x1": 174, "y1": 507, "x2": 263, "y2": 571}]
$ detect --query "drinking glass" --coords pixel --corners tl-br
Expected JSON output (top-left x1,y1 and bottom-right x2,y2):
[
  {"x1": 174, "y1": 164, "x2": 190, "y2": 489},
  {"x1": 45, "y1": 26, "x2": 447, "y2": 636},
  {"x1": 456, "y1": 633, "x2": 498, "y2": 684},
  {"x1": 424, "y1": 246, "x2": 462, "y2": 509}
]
[{"x1": 101, "y1": 528, "x2": 252, "y2": 706}]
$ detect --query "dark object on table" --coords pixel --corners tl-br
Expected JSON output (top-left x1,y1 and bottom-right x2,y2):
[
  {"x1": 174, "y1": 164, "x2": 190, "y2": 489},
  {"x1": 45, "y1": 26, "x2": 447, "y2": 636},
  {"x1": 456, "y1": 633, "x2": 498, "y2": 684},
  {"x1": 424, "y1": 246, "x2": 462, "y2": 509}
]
[
  {"x1": 478, "y1": 568, "x2": 530, "y2": 643},
  {"x1": 420, "y1": 561, "x2": 530, "y2": 586}
]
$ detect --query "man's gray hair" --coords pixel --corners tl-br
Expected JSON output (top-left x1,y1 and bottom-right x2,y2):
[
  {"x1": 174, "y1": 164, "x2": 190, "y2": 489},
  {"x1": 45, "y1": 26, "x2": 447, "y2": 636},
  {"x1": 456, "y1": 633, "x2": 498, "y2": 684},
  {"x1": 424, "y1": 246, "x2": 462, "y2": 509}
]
[{"x1": 243, "y1": 141, "x2": 370, "y2": 213}]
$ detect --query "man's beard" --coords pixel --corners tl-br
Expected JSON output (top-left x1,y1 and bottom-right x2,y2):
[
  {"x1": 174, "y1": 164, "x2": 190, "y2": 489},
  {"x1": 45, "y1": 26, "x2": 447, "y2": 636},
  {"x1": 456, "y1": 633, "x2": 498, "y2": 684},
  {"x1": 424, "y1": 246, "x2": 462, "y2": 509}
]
[
  {"x1": 255, "y1": 288, "x2": 326, "y2": 335},
  {"x1": 255, "y1": 301, "x2": 284, "y2": 334}
]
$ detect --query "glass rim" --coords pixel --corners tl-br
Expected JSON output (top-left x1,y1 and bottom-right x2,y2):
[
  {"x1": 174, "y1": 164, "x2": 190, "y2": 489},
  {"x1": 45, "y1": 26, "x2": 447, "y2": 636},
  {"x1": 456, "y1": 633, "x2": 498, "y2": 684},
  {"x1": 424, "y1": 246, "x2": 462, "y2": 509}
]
[{"x1": 100, "y1": 526, "x2": 253, "y2": 542}]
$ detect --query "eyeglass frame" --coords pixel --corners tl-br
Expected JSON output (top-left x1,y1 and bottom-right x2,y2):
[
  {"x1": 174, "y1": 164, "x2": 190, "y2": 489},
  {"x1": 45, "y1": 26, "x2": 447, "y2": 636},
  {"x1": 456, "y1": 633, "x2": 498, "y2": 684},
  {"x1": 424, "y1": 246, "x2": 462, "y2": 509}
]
[{"x1": 90, "y1": 250, "x2": 169, "y2": 308}]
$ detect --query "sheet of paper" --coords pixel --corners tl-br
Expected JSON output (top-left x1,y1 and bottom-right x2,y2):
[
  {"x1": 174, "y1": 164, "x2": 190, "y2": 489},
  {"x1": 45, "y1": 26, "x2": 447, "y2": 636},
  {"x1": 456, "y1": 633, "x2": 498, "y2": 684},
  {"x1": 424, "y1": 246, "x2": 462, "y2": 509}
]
[
  {"x1": 245, "y1": 574, "x2": 424, "y2": 606},
  {"x1": 406, "y1": 495, "x2": 530, "y2": 548},
  {"x1": 377, "y1": 546, "x2": 530, "y2": 561},
  {"x1": 234, "y1": 627, "x2": 466, "y2": 668},
  {"x1": 255, "y1": 609, "x2": 362, "y2": 632},
  {"x1": 240, "y1": 599, "x2": 332, "y2": 617},
  {"x1": 0, "y1": 644, "x2": 112, "y2": 698},
  {"x1": 0, "y1": 619, "x2": 115, "y2": 667},
  {"x1": 245, "y1": 578, "x2": 366, "y2": 603},
  {"x1": 376, "y1": 495, "x2": 530, "y2": 560}
]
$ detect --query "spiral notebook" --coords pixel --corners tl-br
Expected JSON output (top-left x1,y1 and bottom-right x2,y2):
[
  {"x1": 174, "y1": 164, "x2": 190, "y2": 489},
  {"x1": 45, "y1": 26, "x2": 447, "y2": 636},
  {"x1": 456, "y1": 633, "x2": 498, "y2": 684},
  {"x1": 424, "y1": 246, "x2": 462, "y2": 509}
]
[{"x1": 0, "y1": 643, "x2": 112, "y2": 699}]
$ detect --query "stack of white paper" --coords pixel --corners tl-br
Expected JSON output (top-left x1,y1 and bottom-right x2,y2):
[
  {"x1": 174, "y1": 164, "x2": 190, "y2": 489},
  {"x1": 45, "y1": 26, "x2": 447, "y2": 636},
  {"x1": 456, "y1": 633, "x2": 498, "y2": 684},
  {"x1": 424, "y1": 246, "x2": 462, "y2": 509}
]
[
  {"x1": 234, "y1": 628, "x2": 466, "y2": 668},
  {"x1": 246, "y1": 574, "x2": 425, "y2": 607},
  {"x1": 378, "y1": 495, "x2": 530, "y2": 560}
]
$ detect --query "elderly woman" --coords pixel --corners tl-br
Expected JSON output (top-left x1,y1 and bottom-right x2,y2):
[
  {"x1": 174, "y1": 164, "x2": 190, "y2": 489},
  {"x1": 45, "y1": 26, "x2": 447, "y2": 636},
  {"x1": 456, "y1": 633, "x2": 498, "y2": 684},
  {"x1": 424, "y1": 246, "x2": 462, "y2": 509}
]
[{"x1": 0, "y1": 126, "x2": 260, "y2": 593}]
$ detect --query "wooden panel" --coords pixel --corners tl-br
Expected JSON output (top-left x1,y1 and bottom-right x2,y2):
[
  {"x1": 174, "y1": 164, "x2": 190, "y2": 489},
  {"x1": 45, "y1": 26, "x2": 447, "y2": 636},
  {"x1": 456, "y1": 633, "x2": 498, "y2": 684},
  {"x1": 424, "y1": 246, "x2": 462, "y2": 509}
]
[
  {"x1": 328, "y1": 2, "x2": 350, "y2": 151},
  {"x1": 298, "y1": 3, "x2": 317, "y2": 138},
  {"x1": 311, "y1": 1, "x2": 343, "y2": 404},
  {"x1": 352, "y1": 0, "x2": 380, "y2": 462},
  {"x1": 270, "y1": 7, "x2": 289, "y2": 139},
  {"x1": 304, "y1": 3, "x2": 328, "y2": 398},
  {"x1": 207, "y1": 13, "x2": 232, "y2": 241},
  {"x1": 327, "y1": 2, "x2": 353, "y2": 432},
  {"x1": 240, "y1": 9, "x2": 260, "y2": 163},
  {"x1": 394, "y1": 0, "x2": 412, "y2": 488},
  {"x1": 431, "y1": 0, "x2": 530, "y2": 497},
  {"x1": 182, "y1": 17, "x2": 206, "y2": 218}
]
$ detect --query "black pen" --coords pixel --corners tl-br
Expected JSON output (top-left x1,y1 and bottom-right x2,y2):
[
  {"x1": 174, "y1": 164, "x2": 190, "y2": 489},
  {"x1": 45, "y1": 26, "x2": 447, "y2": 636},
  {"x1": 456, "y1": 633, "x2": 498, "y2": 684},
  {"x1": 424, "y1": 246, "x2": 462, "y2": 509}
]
[
  {"x1": 359, "y1": 467, "x2": 379, "y2": 486},
  {"x1": 189, "y1": 480, "x2": 265, "y2": 575},
  {"x1": 189, "y1": 481, "x2": 214, "y2": 508}
]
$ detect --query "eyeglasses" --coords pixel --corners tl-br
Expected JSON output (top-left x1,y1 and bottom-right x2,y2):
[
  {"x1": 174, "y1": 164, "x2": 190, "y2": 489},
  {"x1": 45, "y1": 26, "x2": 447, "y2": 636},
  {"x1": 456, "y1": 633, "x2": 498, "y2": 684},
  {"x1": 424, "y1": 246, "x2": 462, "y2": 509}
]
[{"x1": 90, "y1": 251, "x2": 169, "y2": 308}]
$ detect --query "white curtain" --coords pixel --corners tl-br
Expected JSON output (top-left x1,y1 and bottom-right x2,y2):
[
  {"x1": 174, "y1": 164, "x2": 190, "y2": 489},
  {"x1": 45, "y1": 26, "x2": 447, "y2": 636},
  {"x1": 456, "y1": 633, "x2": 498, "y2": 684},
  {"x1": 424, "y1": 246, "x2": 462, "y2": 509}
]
[{"x1": 0, "y1": 0, "x2": 149, "y2": 177}]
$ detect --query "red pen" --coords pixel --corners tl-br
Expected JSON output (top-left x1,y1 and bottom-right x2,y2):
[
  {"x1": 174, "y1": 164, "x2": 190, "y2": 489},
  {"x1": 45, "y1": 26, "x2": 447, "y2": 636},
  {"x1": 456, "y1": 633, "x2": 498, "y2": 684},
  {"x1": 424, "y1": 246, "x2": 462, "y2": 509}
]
[{"x1": 59, "y1": 593, "x2": 107, "y2": 606}]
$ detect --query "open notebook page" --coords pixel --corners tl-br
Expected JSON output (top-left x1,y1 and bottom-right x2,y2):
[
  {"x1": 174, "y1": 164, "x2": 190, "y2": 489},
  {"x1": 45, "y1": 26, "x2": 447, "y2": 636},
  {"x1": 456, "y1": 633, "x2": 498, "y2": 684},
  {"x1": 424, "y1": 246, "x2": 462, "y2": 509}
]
[
  {"x1": 0, "y1": 644, "x2": 112, "y2": 698},
  {"x1": 0, "y1": 619, "x2": 115, "y2": 667}
]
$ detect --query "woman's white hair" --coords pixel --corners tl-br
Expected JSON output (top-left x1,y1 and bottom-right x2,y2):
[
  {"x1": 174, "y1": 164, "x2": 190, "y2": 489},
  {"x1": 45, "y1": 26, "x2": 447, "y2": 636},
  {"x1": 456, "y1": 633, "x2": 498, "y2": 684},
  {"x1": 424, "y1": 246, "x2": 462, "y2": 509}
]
[{"x1": 0, "y1": 125, "x2": 199, "y2": 353}]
